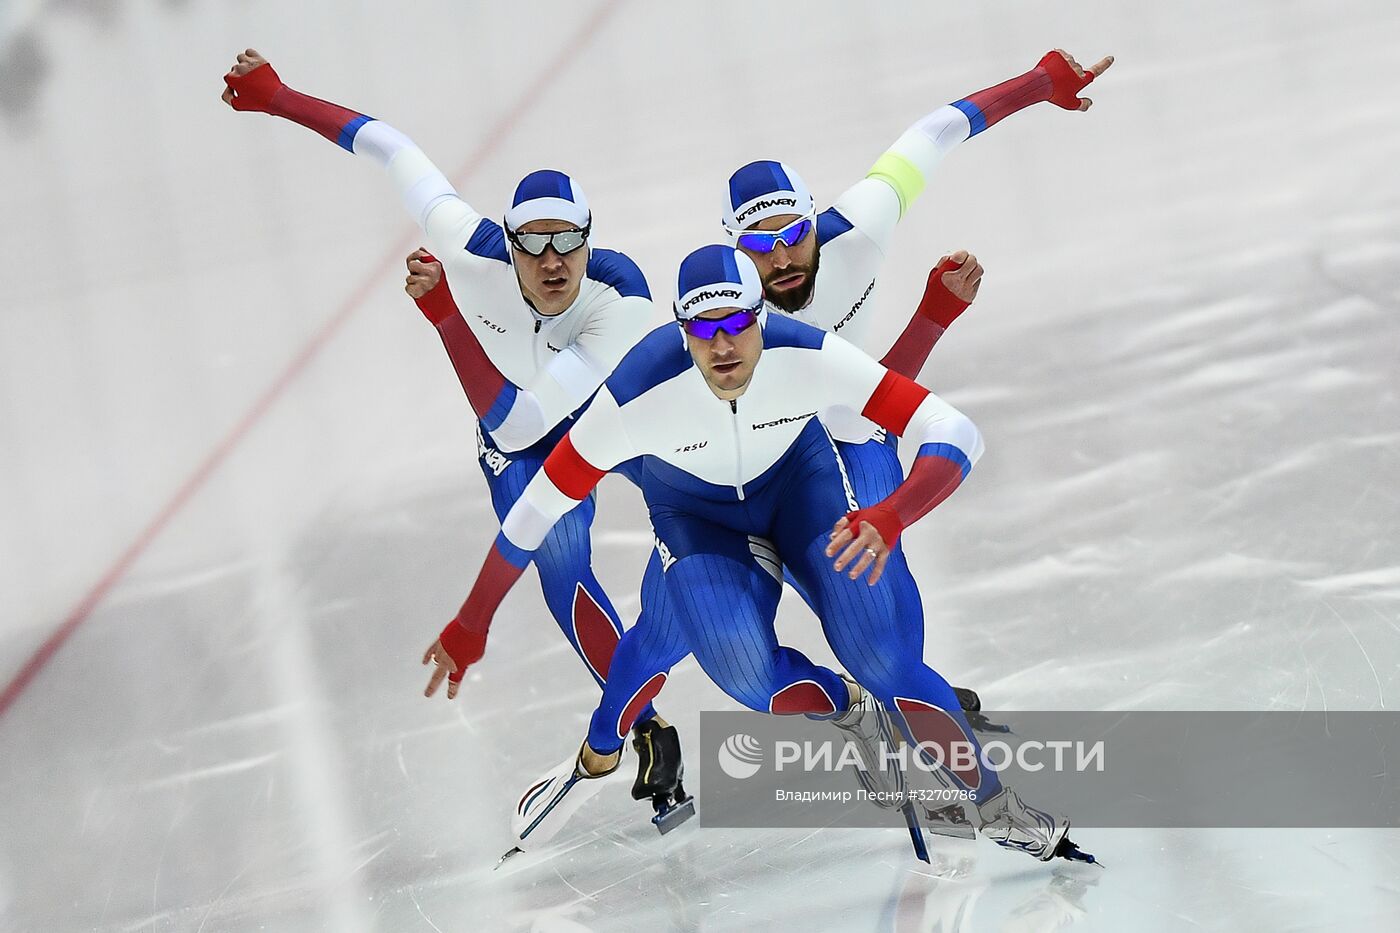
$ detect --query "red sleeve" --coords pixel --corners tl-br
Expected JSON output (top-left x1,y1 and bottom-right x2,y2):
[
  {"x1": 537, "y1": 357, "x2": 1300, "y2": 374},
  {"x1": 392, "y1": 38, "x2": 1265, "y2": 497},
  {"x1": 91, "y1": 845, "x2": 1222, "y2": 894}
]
[
  {"x1": 223, "y1": 62, "x2": 371, "y2": 151},
  {"x1": 839, "y1": 454, "x2": 966, "y2": 548},
  {"x1": 412, "y1": 256, "x2": 512, "y2": 422},
  {"x1": 879, "y1": 259, "x2": 969, "y2": 379},
  {"x1": 860, "y1": 370, "x2": 931, "y2": 436},
  {"x1": 542, "y1": 434, "x2": 608, "y2": 501},
  {"x1": 957, "y1": 51, "x2": 1096, "y2": 134},
  {"x1": 438, "y1": 542, "x2": 527, "y2": 682}
]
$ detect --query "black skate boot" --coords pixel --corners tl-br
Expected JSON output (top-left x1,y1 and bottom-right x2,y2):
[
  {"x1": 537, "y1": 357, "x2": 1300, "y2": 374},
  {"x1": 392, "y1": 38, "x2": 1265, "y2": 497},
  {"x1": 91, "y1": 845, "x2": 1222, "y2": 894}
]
[
  {"x1": 631, "y1": 719, "x2": 695, "y2": 834},
  {"x1": 952, "y1": 686, "x2": 1011, "y2": 734}
]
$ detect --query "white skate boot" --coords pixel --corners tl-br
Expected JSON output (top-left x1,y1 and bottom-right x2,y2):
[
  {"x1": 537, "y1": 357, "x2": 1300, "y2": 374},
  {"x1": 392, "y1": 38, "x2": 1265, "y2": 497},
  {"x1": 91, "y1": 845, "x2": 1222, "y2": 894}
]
[
  {"x1": 920, "y1": 800, "x2": 977, "y2": 840},
  {"x1": 976, "y1": 787, "x2": 1097, "y2": 864},
  {"x1": 829, "y1": 677, "x2": 906, "y2": 808},
  {"x1": 830, "y1": 678, "x2": 930, "y2": 862},
  {"x1": 497, "y1": 744, "x2": 628, "y2": 867}
]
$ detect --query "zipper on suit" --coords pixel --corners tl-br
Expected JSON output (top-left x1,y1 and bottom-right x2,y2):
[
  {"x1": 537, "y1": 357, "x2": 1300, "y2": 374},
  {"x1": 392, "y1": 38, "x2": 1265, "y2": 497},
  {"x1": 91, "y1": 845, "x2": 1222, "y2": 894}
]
[{"x1": 729, "y1": 398, "x2": 745, "y2": 501}]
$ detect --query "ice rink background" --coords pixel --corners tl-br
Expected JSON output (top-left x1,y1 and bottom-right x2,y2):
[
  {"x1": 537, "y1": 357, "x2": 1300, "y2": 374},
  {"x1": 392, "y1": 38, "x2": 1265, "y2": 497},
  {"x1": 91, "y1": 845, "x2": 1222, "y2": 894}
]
[{"x1": 2, "y1": 1, "x2": 1399, "y2": 930}]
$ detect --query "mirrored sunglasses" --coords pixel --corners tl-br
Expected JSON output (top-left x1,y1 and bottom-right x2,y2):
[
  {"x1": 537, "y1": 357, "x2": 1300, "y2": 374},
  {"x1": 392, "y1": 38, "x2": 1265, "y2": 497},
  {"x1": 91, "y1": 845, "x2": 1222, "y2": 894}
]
[
  {"x1": 681, "y1": 306, "x2": 760, "y2": 340},
  {"x1": 729, "y1": 214, "x2": 814, "y2": 254}
]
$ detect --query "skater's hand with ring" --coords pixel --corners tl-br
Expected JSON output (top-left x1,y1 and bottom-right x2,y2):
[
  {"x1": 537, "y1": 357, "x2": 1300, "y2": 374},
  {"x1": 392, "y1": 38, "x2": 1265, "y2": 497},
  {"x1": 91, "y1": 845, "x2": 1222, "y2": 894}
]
[
  {"x1": 422, "y1": 639, "x2": 463, "y2": 699},
  {"x1": 405, "y1": 249, "x2": 443, "y2": 299},
  {"x1": 1040, "y1": 49, "x2": 1114, "y2": 111},
  {"x1": 827, "y1": 511, "x2": 893, "y2": 586},
  {"x1": 221, "y1": 48, "x2": 282, "y2": 112}
]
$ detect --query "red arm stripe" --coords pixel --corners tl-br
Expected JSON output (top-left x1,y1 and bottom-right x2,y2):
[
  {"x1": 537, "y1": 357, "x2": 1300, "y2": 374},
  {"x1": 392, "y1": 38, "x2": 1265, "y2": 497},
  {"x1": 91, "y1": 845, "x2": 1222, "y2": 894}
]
[
  {"x1": 860, "y1": 370, "x2": 931, "y2": 436},
  {"x1": 542, "y1": 434, "x2": 607, "y2": 500}
]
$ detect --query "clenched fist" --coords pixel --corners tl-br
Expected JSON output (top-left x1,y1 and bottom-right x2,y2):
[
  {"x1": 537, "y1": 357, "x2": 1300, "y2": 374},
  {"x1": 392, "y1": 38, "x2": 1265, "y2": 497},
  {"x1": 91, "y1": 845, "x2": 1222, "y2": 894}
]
[
  {"x1": 935, "y1": 250, "x2": 983, "y2": 305},
  {"x1": 405, "y1": 248, "x2": 444, "y2": 300},
  {"x1": 220, "y1": 48, "x2": 282, "y2": 112}
]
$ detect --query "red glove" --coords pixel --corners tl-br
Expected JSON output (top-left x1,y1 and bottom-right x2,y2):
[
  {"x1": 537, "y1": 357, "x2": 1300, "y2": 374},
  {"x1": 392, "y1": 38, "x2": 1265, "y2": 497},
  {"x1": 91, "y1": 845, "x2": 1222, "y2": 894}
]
[
  {"x1": 223, "y1": 62, "x2": 286, "y2": 113},
  {"x1": 840, "y1": 503, "x2": 904, "y2": 550},
  {"x1": 917, "y1": 257, "x2": 972, "y2": 329},
  {"x1": 1038, "y1": 51, "x2": 1096, "y2": 111},
  {"x1": 438, "y1": 615, "x2": 488, "y2": 684},
  {"x1": 410, "y1": 251, "x2": 458, "y2": 325},
  {"x1": 839, "y1": 453, "x2": 968, "y2": 550}
]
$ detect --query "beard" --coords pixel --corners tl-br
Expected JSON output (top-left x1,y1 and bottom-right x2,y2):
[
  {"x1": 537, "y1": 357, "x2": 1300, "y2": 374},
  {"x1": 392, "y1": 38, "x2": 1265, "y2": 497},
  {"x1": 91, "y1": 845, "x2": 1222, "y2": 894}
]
[{"x1": 763, "y1": 246, "x2": 820, "y2": 313}]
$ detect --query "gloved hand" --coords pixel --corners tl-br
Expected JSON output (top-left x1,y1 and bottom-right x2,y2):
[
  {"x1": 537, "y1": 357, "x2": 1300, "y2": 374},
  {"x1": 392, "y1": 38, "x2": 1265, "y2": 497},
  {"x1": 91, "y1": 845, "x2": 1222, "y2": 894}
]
[{"x1": 221, "y1": 49, "x2": 285, "y2": 113}]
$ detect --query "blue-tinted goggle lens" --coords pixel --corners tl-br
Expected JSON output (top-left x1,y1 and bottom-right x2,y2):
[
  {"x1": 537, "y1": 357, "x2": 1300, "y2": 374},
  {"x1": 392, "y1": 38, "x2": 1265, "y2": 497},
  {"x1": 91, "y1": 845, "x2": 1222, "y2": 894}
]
[
  {"x1": 682, "y1": 308, "x2": 759, "y2": 339},
  {"x1": 735, "y1": 217, "x2": 812, "y2": 254}
]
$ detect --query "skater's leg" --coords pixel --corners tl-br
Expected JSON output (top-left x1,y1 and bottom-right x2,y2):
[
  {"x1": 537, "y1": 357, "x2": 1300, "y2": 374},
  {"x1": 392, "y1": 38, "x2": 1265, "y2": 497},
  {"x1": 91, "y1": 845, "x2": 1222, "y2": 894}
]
[
  {"x1": 585, "y1": 551, "x2": 691, "y2": 756},
  {"x1": 789, "y1": 535, "x2": 1001, "y2": 802},
  {"x1": 780, "y1": 433, "x2": 1086, "y2": 861},
  {"x1": 770, "y1": 424, "x2": 1002, "y2": 803},
  {"x1": 652, "y1": 507, "x2": 850, "y2": 716},
  {"x1": 513, "y1": 510, "x2": 847, "y2": 854},
  {"x1": 783, "y1": 432, "x2": 1002, "y2": 718},
  {"x1": 834, "y1": 432, "x2": 926, "y2": 657}
]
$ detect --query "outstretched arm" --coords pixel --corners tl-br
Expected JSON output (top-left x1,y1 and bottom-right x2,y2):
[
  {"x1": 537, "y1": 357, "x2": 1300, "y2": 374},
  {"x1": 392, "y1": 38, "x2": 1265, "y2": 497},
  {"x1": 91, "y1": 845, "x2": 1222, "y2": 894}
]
[
  {"x1": 421, "y1": 390, "x2": 637, "y2": 698},
  {"x1": 221, "y1": 49, "x2": 481, "y2": 252},
  {"x1": 879, "y1": 251, "x2": 983, "y2": 379},
  {"x1": 866, "y1": 49, "x2": 1114, "y2": 219}
]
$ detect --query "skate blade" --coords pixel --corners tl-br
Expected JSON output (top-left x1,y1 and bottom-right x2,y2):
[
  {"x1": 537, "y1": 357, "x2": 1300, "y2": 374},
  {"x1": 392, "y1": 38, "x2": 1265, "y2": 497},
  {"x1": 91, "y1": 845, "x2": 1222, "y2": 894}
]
[
  {"x1": 652, "y1": 797, "x2": 696, "y2": 835},
  {"x1": 494, "y1": 846, "x2": 523, "y2": 871},
  {"x1": 901, "y1": 802, "x2": 931, "y2": 863}
]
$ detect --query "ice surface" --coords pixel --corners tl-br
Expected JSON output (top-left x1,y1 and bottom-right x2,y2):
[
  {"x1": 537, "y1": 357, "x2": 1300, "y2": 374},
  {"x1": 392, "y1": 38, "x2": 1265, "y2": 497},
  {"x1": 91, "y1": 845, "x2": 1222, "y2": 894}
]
[{"x1": 2, "y1": 1, "x2": 1399, "y2": 930}]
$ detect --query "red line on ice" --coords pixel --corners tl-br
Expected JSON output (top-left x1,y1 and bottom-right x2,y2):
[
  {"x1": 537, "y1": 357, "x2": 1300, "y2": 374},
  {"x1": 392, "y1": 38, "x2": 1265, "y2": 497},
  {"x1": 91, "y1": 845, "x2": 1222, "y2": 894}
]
[{"x1": 0, "y1": 0, "x2": 626, "y2": 720}]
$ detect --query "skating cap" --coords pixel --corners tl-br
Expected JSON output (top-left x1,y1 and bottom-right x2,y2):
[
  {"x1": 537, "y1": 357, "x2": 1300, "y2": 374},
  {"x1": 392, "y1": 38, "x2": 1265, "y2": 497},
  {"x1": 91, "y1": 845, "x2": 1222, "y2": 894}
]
[
  {"x1": 504, "y1": 169, "x2": 591, "y2": 232},
  {"x1": 674, "y1": 245, "x2": 763, "y2": 320},
  {"x1": 723, "y1": 160, "x2": 814, "y2": 231}
]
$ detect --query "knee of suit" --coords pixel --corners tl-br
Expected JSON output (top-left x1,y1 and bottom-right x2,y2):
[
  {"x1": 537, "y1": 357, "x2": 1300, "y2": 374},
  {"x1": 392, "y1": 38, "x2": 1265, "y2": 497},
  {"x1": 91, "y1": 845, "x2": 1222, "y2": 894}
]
[
  {"x1": 838, "y1": 655, "x2": 908, "y2": 704},
  {"x1": 700, "y1": 671, "x2": 777, "y2": 713},
  {"x1": 701, "y1": 665, "x2": 844, "y2": 715}
]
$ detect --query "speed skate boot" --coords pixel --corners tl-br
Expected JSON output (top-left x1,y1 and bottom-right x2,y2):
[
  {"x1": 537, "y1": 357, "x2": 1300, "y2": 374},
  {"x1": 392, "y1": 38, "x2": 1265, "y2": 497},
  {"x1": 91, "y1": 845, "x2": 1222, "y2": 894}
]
[
  {"x1": 830, "y1": 677, "x2": 906, "y2": 808},
  {"x1": 630, "y1": 719, "x2": 695, "y2": 834},
  {"x1": 975, "y1": 787, "x2": 1099, "y2": 865},
  {"x1": 952, "y1": 687, "x2": 1011, "y2": 735},
  {"x1": 912, "y1": 759, "x2": 976, "y2": 840},
  {"x1": 831, "y1": 677, "x2": 930, "y2": 863},
  {"x1": 920, "y1": 800, "x2": 977, "y2": 841},
  {"x1": 497, "y1": 744, "x2": 629, "y2": 868}
]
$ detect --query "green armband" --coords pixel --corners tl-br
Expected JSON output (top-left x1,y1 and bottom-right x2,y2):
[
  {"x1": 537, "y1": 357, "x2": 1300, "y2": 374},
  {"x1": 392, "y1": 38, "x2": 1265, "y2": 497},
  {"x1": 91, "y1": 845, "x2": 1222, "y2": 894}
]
[{"x1": 866, "y1": 151, "x2": 926, "y2": 217}]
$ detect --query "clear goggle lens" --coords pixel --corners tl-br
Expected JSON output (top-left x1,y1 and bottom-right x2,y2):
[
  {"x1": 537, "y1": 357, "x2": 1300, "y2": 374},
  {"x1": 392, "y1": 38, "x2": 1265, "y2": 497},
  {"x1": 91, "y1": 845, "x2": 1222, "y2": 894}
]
[{"x1": 507, "y1": 225, "x2": 590, "y2": 256}]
